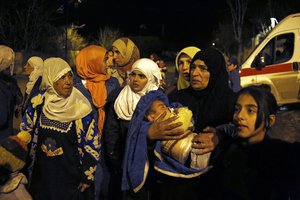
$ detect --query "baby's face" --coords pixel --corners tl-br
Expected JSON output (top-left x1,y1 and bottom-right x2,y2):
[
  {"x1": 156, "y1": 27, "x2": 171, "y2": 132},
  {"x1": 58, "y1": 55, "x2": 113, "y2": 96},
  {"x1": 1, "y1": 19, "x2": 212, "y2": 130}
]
[{"x1": 148, "y1": 100, "x2": 170, "y2": 121}]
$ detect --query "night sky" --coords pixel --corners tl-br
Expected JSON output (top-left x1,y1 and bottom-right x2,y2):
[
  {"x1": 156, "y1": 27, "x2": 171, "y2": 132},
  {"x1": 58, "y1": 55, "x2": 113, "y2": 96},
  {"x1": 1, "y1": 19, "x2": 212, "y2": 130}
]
[{"x1": 62, "y1": 0, "x2": 228, "y2": 48}]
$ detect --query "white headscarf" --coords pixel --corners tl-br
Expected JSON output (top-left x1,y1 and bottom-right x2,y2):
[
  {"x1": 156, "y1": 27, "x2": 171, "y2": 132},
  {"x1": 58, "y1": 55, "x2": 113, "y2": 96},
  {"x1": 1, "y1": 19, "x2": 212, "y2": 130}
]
[
  {"x1": 41, "y1": 57, "x2": 92, "y2": 122},
  {"x1": 114, "y1": 58, "x2": 162, "y2": 120},
  {"x1": 0, "y1": 45, "x2": 15, "y2": 75},
  {"x1": 25, "y1": 56, "x2": 44, "y2": 95}
]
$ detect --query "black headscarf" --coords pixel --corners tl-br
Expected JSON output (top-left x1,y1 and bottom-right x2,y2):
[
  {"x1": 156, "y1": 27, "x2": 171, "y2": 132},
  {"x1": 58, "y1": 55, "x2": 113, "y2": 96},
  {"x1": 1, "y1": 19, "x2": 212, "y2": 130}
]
[{"x1": 169, "y1": 47, "x2": 236, "y2": 132}]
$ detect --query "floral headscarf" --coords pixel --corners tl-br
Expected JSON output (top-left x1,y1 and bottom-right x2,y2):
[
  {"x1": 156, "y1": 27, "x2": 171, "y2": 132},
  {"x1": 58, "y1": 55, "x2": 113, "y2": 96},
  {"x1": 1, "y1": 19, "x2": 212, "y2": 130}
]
[{"x1": 112, "y1": 37, "x2": 140, "y2": 84}]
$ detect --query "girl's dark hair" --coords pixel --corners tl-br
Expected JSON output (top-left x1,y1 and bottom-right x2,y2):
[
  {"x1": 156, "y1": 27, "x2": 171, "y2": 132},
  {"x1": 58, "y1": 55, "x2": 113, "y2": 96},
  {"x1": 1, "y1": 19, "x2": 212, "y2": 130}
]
[{"x1": 237, "y1": 84, "x2": 277, "y2": 131}]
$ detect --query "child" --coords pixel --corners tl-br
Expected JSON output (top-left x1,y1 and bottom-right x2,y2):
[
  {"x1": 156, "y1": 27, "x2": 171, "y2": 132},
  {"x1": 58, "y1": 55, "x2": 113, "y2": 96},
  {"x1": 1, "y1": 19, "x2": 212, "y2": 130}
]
[
  {"x1": 0, "y1": 131, "x2": 32, "y2": 199},
  {"x1": 146, "y1": 99, "x2": 211, "y2": 170},
  {"x1": 209, "y1": 85, "x2": 300, "y2": 199}
]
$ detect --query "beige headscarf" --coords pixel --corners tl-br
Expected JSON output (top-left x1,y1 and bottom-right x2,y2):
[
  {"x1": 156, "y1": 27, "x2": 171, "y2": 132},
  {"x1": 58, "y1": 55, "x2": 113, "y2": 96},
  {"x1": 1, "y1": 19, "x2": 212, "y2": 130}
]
[
  {"x1": 0, "y1": 45, "x2": 15, "y2": 75},
  {"x1": 40, "y1": 57, "x2": 92, "y2": 122},
  {"x1": 25, "y1": 56, "x2": 44, "y2": 95},
  {"x1": 112, "y1": 37, "x2": 140, "y2": 83},
  {"x1": 175, "y1": 46, "x2": 200, "y2": 90},
  {"x1": 114, "y1": 58, "x2": 162, "y2": 121}
]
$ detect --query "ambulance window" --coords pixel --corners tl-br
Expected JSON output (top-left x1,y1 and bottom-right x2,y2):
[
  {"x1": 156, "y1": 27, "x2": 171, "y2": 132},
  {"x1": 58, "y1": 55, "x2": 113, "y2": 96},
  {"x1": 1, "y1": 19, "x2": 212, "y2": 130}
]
[
  {"x1": 274, "y1": 33, "x2": 294, "y2": 63},
  {"x1": 257, "y1": 39, "x2": 274, "y2": 66}
]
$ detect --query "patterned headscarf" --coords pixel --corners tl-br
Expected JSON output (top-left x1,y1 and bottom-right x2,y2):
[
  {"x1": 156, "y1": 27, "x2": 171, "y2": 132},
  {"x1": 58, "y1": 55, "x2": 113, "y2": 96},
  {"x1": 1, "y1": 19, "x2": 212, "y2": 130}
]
[
  {"x1": 114, "y1": 58, "x2": 162, "y2": 120},
  {"x1": 175, "y1": 46, "x2": 200, "y2": 90},
  {"x1": 75, "y1": 45, "x2": 111, "y2": 133},
  {"x1": 112, "y1": 37, "x2": 140, "y2": 83},
  {"x1": 25, "y1": 56, "x2": 44, "y2": 95},
  {"x1": 41, "y1": 57, "x2": 92, "y2": 122},
  {"x1": 0, "y1": 45, "x2": 15, "y2": 75}
]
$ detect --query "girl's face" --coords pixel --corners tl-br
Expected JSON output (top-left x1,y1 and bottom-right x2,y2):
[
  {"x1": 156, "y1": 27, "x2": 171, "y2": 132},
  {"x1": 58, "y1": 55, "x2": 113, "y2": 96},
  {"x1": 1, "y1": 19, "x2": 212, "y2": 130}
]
[
  {"x1": 233, "y1": 93, "x2": 266, "y2": 144},
  {"x1": 129, "y1": 70, "x2": 148, "y2": 93},
  {"x1": 178, "y1": 54, "x2": 192, "y2": 81},
  {"x1": 190, "y1": 59, "x2": 210, "y2": 91}
]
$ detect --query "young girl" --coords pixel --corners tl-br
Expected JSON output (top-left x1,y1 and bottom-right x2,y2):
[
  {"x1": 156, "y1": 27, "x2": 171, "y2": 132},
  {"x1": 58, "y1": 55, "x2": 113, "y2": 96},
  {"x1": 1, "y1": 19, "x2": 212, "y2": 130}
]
[{"x1": 209, "y1": 85, "x2": 300, "y2": 200}]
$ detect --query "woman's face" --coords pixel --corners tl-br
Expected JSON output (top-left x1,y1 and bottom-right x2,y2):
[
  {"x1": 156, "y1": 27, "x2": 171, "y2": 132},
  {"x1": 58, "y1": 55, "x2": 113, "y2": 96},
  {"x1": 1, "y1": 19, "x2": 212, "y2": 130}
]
[
  {"x1": 178, "y1": 54, "x2": 191, "y2": 81},
  {"x1": 190, "y1": 59, "x2": 210, "y2": 91},
  {"x1": 233, "y1": 93, "x2": 265, "y2": 143},
  {"x1": 24, "y1": 63, "x2": 34, "y2": 75},
  {"x1": 104, "y1": 50, "x2": 115, "y2": 69},
  {"x1": 53, "y1": 71, "x2": 74, "y2": 98},
  {"x1": 129, "y1": 70, "x2": 148, "y2": 93},
  {"x1": 112, "y1": 46, "x2": 126, "y2": 67}
]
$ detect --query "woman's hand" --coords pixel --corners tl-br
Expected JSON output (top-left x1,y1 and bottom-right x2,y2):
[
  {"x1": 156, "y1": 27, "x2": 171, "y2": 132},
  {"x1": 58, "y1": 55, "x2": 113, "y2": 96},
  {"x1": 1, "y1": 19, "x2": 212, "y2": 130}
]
[
  {"x1": 191, "y1": 126, "x2": 219, "y2": 155},
  {"x1": 147, "y1": 111, "x2": 185, "y2": 140}
]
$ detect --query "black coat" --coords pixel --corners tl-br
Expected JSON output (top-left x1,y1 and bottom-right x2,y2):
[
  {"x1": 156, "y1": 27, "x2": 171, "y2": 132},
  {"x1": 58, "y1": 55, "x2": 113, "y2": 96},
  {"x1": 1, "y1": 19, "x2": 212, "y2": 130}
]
[
  {"x1": 209, "y1": 136, "x2": 300, "y2": 200},
  {"x1": 0, "y1": 73, "x2": 23, "y2": 141}
]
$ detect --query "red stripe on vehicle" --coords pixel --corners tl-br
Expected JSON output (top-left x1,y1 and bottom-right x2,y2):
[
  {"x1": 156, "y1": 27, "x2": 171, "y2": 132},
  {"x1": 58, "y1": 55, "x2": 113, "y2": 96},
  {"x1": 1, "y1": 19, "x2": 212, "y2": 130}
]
[{"x1": 240, "y1": 63, "x2": 293, "y2": 77}]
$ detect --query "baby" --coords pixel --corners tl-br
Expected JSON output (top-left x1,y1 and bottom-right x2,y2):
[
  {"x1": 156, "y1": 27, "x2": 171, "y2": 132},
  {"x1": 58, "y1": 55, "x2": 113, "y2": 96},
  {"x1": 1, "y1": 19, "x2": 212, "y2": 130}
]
[{"x1": 146, "y1": 100, "x2": 211, "y2": 170}]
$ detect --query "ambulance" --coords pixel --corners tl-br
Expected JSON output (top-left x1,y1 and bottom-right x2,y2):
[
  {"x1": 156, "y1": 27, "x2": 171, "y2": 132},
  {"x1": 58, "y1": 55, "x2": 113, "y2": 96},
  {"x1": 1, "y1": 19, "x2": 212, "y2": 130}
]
[{"x1": 240, "y1": 13, "x2": 300, "y2": 105}]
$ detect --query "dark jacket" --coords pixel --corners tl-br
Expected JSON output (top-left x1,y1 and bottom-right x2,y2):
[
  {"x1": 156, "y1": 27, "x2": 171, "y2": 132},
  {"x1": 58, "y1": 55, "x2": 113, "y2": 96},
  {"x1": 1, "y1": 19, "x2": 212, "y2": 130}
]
[
  {"x1": 0, "y1": 73, "x2": 23, "y2": 141},
  {"x1": 209, "y1": 136, "x2": 300, "y2": 200},
  {"x1": 102, "y1": 87, "x2": 125, "y2": 174}
]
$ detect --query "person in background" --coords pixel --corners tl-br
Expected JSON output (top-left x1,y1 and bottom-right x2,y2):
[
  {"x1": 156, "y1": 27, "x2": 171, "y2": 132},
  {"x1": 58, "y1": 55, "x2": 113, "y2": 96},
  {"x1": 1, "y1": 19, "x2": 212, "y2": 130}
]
[
  {"x1": 20, "y1": 57, "x2": 99, "y2": 200},
  {"x1": 109, "y1": 37, "x2": 140, "y2": 86},
  {"x1": 21, "y1": 56, "x2": 44, "y2": 116},
  {"x1": 149, "y1": 53, "x2": 168, "y2": 90},
  {"x1": 166, "y1": 46, "x2": 200, "y2": 95},
  {"x1": 223, "y1": 53, "x2": 241, "y2": 93},
  {"x1": 0, "y1": 45, "x2": 23, "y2": 141},
  {"x1": 208, "y1": 85, "x2": 300, "y2": 199}
]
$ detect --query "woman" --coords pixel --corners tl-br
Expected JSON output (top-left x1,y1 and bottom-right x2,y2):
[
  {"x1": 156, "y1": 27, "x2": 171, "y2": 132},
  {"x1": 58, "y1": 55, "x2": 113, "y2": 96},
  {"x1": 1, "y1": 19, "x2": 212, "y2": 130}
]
[
  {"x1": 75, "y1": 45, "x2": 120, "y2": 200},
  {"x1": 75, "y1": 45, "x2": 119, "y2": 135},
  {"x1": 103, "y1": 58, "x2": 162, "y2": 199},
  {"x1": 20, "y1": 57, "x2": 100, "y2": 200},
  {"x1": 166, "y1": 46, "x2": 200, "y2": 95},
  {"x1": 109, "y1": 37, "x2": 140, "y2": 86},
  {"x1": 209, "y1": 85, "x2": 300, "y2": 199},
  {"x1": 0, "y1": 45, "x2": 23, "y2": 141},
  {"x1": 153, "y1": 47, "x2": 236, "y2": 199},
  {"x1": 21, "y1": 56, "x2": 44, "y2": 116}
]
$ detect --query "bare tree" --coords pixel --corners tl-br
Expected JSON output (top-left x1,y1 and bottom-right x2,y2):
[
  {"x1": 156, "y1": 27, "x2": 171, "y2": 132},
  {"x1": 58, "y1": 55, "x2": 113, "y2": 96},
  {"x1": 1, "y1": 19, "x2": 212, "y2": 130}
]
[
  {"x1": 0, "y1": 0, "x2": 54, "y2": 51},
  {"x1": 227, "y1": 0, "x2": 248, "y2": 64}
]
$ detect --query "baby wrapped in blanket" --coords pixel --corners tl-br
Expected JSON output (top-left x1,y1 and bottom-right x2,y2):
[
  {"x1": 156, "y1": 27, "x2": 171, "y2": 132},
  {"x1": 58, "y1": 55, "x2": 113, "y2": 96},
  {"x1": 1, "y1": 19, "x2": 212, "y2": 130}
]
[{"x1": 146, "y1": 100, "x2": 211, "y2": 169}]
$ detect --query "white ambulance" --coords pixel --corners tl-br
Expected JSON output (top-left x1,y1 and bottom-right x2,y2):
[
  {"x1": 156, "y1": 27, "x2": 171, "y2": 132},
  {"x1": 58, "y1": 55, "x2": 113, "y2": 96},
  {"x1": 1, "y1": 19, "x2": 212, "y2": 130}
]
[{"x1": 240, "y1": 13, "x2": 300, "y2": 105}]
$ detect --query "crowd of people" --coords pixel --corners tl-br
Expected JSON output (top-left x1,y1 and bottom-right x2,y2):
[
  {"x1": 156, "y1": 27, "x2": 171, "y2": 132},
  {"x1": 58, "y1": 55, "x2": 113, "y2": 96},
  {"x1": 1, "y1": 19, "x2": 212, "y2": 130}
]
[{"x1": 0, "y1": 37, "x2": 300, "y2": 200}]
